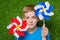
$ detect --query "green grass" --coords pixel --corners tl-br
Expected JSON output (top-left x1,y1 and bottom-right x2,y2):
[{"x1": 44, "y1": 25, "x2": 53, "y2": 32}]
[{"x1": 0, "y1": 0, "x2": 60, "y2": 40}]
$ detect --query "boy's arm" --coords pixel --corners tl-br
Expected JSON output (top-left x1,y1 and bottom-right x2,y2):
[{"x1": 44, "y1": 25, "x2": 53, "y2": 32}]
[
  {"x1": 42, "y1": 32, "x2": 50, "y2": 40},
  {"x1": 42, "y1": 24, "x2": 50, "y2": 40},
  {"x1": 42, "y1": 24, "x2": 48, "y2": 37},
  {"x1": 46, "y1": 32, "x2": 50, "y2": 40}
]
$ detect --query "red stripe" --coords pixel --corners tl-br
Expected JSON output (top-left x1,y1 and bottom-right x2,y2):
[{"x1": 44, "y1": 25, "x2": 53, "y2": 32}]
[
  {"x1": 11, "y1": 18, "x2": 20, "y2": 25},
  {"x1": 9, "y1": 25, "x2": 16, "y2": 34},
  {"x1": 16, "y1": 30, "x2": 25, "y2": 36},
  {"x1": 21, "y1": 20, "x2": 27, "y2": 29}
]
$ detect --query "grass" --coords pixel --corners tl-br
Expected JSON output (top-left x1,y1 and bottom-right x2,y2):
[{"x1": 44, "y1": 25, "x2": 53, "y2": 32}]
[{"x1": 0, "y1": 0, "x2": 60, "y2": 40}]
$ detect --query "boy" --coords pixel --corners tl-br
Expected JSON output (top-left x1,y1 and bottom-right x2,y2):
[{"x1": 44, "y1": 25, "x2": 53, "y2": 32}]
[{"x1": 15, "y1": 4, "x2": 50, "y2": 40}]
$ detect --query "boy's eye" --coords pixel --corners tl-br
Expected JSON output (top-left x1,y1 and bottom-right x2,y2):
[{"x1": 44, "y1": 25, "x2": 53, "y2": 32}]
[
  {"x1": 32, "y1": 16, "x2": 37, "y2": 19},
  {"x1": 25, "y1": 17, "x2": 29, "y2": 19}
]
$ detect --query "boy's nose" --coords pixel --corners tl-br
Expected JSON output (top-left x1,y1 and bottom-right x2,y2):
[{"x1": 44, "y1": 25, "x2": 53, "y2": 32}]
[{"x1": 29, "y1": 19, "x2": 33, "y2": 23}]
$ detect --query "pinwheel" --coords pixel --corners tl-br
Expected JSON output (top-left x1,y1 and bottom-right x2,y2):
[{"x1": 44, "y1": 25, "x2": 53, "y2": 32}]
[
  {"x1": 7, "y1": 16, "x2": 29, "y2": 39},
  {"x1": 34, "y1": 1, "x2": 54, "y2": 24}
]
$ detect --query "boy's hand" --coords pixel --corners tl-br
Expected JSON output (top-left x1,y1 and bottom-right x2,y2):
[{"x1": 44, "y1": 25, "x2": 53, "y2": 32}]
[
  {"x1": 42, "y1": 24, "x2": 48, "y2": 37},
  {"x1": 42, "y1": 36, "x2": 46, "y2": 40}
]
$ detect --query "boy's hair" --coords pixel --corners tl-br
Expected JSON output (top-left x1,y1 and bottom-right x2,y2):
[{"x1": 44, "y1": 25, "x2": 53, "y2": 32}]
[
  {"x1": 22, "y1": 4, "x2": 39, "y2": 20},
  {"x1": 22, "y1": 4, "x2": 35, "y2": 17}
]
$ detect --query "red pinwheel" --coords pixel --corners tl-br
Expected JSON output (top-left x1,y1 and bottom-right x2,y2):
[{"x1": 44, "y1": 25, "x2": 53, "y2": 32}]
[{"x1": 7, "y1": 16, "x2": 29, "y2": 38}]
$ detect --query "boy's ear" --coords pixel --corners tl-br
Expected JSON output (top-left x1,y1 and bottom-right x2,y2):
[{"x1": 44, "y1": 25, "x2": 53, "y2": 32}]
[
  {"x1": 22, "y1": 16, "x2": 25, "y2": 21},
  {"x1": 22, "y1": 16, "x2": 23, "y2": 20},
  {"x1": 22, "y1": 16, "x2": 23, "y2": 19}
]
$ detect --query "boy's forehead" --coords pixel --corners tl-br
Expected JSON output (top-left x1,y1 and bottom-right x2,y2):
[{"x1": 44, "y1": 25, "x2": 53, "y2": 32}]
[{"x1": 24, "y1": 11, "x2": 35, "y2": 16}]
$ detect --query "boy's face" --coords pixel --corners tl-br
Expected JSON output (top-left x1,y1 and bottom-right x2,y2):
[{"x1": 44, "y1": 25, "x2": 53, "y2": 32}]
[{"x1": 23, "y1": 11, "x2": 38, "y2": 28}]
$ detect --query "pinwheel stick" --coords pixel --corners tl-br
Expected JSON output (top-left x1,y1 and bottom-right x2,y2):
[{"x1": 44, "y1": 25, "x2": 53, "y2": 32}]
[{"x1": 43, "y1": 19, "x2": 45, "y2": 26}]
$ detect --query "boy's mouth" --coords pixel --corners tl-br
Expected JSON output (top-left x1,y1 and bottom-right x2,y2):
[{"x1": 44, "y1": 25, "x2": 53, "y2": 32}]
[{"x1": 29, "y1": 24, "x2": 33, "y2": 26}]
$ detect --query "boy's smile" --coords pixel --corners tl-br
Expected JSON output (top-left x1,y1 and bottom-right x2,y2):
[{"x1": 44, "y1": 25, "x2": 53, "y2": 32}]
[{"x1": 23, "y1": 11, "x2": 38, "y2": 28}]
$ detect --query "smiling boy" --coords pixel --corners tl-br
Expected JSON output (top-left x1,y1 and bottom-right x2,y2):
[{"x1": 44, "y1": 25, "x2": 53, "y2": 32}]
[{"x1": 14, "y1": 4, "x2": 50, "y2": 40}]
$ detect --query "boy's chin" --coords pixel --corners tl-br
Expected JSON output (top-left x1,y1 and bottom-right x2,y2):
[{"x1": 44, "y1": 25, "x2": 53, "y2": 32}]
[{"x1": 28, "y1": 26, "x2": 35, "y2": 28}]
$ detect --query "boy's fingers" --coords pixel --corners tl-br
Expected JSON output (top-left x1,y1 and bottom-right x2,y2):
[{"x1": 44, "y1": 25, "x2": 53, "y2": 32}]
[
  {"x1": 42, "y1": 26, "x2": 48, "y2": 36},
  {"x1": 42, "y1": 28, "x2": 48, "y2": 36}
]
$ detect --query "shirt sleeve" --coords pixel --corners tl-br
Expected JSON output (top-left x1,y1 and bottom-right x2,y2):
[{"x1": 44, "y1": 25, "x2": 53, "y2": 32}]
[
  {"x1": 46, "y1": 32, "x2": 50, "y2": 40},
  {"x1": 14, "y1": 36, "x2": 23, "y2": 40}
]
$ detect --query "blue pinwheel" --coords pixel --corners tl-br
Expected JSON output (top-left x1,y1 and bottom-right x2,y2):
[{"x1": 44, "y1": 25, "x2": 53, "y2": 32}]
[{"x1": 34, "y1": 1, "x2": 54, "y2": 20}]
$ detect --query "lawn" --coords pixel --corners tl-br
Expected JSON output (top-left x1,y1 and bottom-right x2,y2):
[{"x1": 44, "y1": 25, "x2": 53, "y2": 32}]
[{"x1": 0, "y1": 0, "x2": 60, "y2": 40}]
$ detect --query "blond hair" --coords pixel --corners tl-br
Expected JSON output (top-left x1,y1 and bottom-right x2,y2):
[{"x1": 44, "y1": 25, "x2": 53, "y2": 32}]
[{"x1": 22, "y1": 4, "x2": 35, "y2": 17}]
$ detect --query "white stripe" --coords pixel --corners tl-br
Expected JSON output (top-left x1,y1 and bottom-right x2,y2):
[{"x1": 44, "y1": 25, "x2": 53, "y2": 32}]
[
  {"x1": 39, "y1": 14, "x2": 44, "y2": 20},
  {"x1": 13, "y1": 28, "x2": 17, "y2": 32},
  {"x1": 7, "y1": 22, "x2": 17, "y2": 29},
  {"x1": 45, "y1": 1, "x2": 50, "y2": 10},
  {"x1": 13, "y1": 22, "x2": 17, "y2": 26},
  {"x1": 45, "y1": 12, "x2": 54, "y2": 16},
  {"x1": 23, "y1": 26, "x2": 29, "y2": 31},
  {"x1": 14, "y1": 32, "x2": 19, "y2": 38},
  {"x1": 34, "y1": 5, "x2": 43, "y2": 10},
  {"x1": 16, "y1": 16, "x2": 22, "y2": 26},
  {"x1": 39, "y1": 9, "x2": 43, "y2": 12},
  {"x1": 34, "y1": 5, "x2": 41, "y2": 10},
  {"x1": 7, "y1": 23, "x2": 13, "y2": 29}
]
